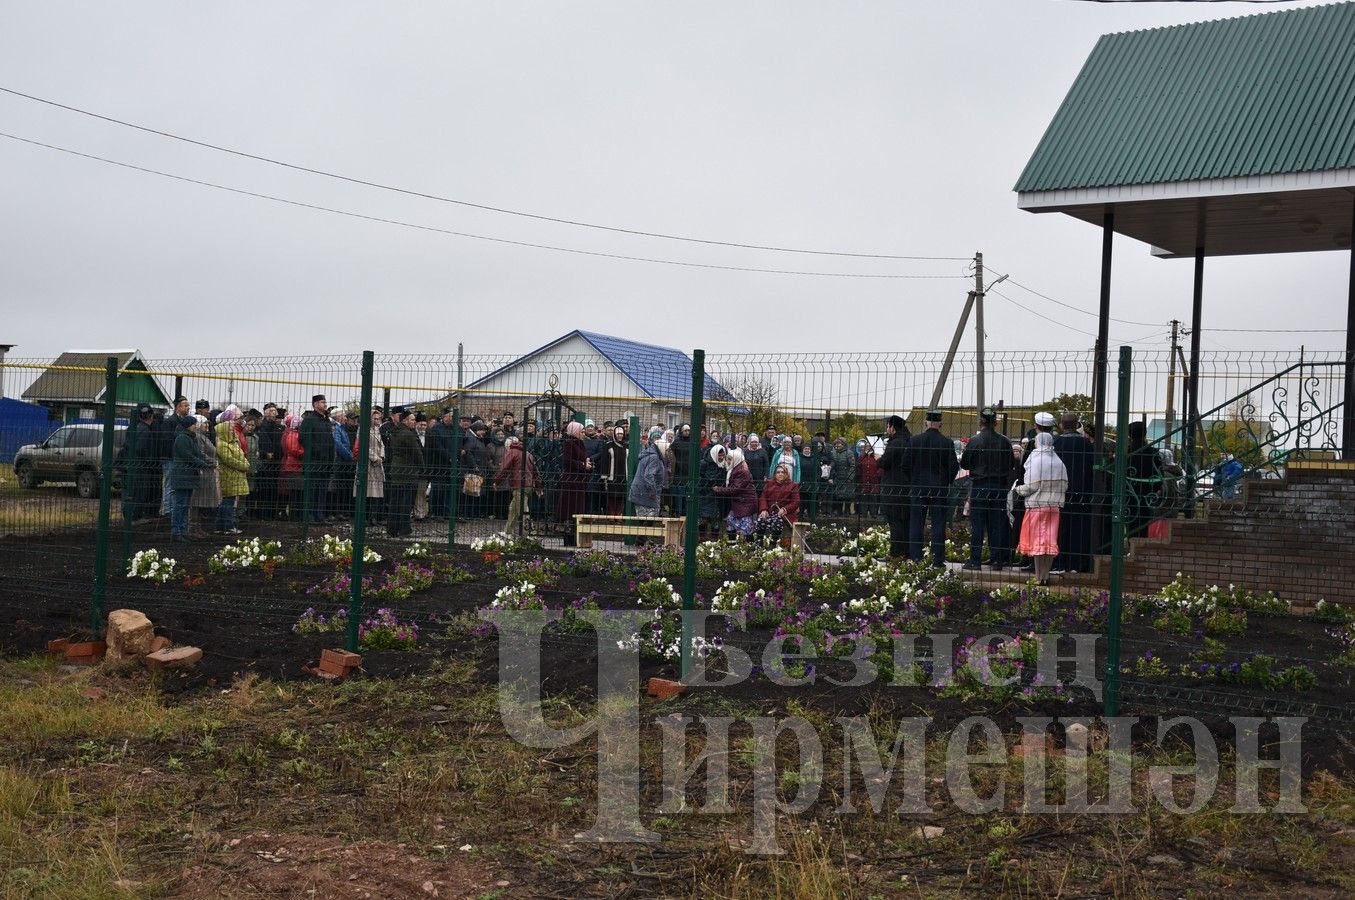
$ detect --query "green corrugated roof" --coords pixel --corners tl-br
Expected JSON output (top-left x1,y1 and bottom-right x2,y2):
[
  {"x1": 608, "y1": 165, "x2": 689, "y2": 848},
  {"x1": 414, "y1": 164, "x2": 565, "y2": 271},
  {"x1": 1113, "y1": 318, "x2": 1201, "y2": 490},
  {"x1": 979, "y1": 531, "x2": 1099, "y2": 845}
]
[{"x1": 1014, "y1": 1, "x2": 1355, "y2": 194}]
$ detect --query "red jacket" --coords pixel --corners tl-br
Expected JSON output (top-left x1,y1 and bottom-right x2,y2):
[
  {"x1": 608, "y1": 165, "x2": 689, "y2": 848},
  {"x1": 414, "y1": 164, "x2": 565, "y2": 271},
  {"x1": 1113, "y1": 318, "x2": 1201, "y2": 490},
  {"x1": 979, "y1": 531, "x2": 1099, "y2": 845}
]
[
  {"x1": 713, "y1": 463, "x2": 758, "y2": 517},
  {"x1": 281, "y1": 429, "x2": 304, "y2": 475},
  {"x1": 494, "y1": 445, "x2": 541, "y2": 491},
  {"x1": 759, "y1": 478, "x2": 801, "y2": 522},
  {"x1": 857, "y1": 453, "x2": 881, "y2": 495}
]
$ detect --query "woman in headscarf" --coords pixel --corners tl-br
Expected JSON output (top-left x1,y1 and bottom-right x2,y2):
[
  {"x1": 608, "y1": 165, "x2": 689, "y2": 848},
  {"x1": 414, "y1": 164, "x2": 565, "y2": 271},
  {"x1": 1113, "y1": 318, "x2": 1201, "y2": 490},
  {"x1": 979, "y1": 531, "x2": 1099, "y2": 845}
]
[
  {"x1": 698, "y1": 443, "x2": 726, "y2": 540},
  {"x1": 755, "y1": 463, "x2": 801, "y2": 545},
  {"x1": 597, "y1": 425, "x2": 629, "y2": 516},
  {"x1": 556, "y1": 420, "x2": 591, "y2": 545},
  {"x1": 768, "y1": 435, "x2": 800, "y2": 484},
  {"x1": 354, "y1": 406, "x2": 386, "y2": 518},
  {"x1": 279, "y1": 412, "x2": 304, "y2": 520},
  {"x1": 1126, "y1": 420, "x2": 1163, "y2": 538},
  {"x1": 713, "y1": 446, "x2": 758, "y2": 538},
  {"x1": 189, "y1": 414, "x2": 221, "y2": 533},
  {"x1": 856, "y1": 438, "x2": 881, "y2": 516},
  {"x1": 1014, "y1": 431, "x2": 1068, "y2": 585},
  {"x1": 827, "y1": 437, "x2": 856, "y2": 516},
  {"x1": 214, "y1": 417, "x2": 250, "y2": 534}
]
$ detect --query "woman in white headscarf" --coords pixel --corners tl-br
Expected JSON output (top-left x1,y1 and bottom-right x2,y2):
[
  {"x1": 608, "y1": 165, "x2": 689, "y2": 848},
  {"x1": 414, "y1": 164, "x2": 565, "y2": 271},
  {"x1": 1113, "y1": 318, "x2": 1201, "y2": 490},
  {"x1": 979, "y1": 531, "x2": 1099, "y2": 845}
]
[
  {"x1": 698, "y1": 443, "x2": 726, "y2": 540},
  {"x1": 1015, "y1": 431, "x2": 1068, "y2": 585},
  {"x1": 713, "y1": 446, "x2": 758, "y2": 538}
]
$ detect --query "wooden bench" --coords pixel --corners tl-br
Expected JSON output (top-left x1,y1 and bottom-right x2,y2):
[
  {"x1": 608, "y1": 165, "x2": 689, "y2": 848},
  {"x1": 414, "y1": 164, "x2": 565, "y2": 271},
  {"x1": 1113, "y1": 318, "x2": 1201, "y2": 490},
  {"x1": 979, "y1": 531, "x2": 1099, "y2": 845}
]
[
  {"x1": 790, "y1": 520, "x2": 812, "y2": 552},
  {"x1": 574, "y1": 515, "x2": 686, "y2": 549}
]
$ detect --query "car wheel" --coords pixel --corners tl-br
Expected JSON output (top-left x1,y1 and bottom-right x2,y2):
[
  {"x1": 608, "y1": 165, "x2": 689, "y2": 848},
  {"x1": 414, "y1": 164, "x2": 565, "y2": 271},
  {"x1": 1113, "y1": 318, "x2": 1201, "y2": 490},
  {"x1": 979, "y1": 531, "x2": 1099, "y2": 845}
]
[
  {"x1": 76, "y1": 470, "x2": 99, "y2": 499},
  {"x1": 17, "y1": 463, "x2": 40, "y2": 490}
]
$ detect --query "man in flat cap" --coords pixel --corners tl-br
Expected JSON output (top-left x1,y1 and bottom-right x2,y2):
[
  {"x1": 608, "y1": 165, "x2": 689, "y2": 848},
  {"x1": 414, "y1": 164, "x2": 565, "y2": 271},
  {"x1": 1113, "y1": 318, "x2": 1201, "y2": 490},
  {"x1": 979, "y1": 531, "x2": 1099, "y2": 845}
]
[
  {"x1": 908, "y1": 410, "x2": 959, "y2": 565},
  {"x1": 875, "y1": 414, "x2": 912, "y2": 558},
  {"x1": 299, "y1": 393, "x2": 335, "y2": 523},
  {"x1": 118, "y1": 402, "x2": 160, "y2": 524}
]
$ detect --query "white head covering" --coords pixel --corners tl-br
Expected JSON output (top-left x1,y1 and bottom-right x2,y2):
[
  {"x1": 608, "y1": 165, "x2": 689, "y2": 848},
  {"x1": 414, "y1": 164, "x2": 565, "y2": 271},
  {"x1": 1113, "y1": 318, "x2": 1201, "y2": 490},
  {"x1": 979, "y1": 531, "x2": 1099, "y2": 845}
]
[
  {"x1": 724, "y1": 446, "x2": 745, "y2": 483},
  {"x1": 1024, "y1": 431, "x2": 1067, "y2": 483},
  {"x1": 708, "y1": 443, "x2": 726, "y2": 465}
]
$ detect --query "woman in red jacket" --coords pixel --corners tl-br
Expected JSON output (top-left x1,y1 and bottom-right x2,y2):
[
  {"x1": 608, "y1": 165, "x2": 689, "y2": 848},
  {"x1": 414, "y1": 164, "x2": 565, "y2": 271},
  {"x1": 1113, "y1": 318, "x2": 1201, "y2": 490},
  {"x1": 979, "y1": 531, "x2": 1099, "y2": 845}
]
[
  {"x1": 713, "y1": 447, "x2": 758, "y2": 538},
  {"x1": 279, "y1": 413, "x2": 305, "y2": 520},
  {"x1": 555, "y1": 421, "x2": 591, "y2": 545},
  {"x1": 754, "y1": 463, "x2": 801, "y2": 545}
]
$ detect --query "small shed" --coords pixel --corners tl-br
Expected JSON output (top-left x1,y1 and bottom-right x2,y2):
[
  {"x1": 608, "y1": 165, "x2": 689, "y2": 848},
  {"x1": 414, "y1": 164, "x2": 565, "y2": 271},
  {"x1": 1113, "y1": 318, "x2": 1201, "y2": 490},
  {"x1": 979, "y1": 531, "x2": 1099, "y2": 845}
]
[{"x1": 21, "y1": 350, "x2": 171, "y2": 422}]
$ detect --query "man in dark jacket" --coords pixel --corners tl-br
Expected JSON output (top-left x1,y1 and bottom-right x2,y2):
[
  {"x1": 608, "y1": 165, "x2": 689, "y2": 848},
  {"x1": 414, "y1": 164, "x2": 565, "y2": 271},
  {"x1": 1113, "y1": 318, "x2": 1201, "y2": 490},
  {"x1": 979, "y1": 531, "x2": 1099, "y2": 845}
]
[
  {"x1": 255, "y1": 403, "x2": 283, "y2": 519},
  {"x1": 299, "y1": 394, "x2": 335, "y2": 523},
  {"x1": 959, "y1": 407, "x2": 1017, "y2": 570},
  {"x1": 426, "y1": 408, "x2": 455, "y2": 520},
  {"x1": 908, "y1": 410, "x2": 960, "y2": 565},
  {"x1": 1054, "y1": 412, "x2": 1097, "y2": 573},
  {"x1": 874, "y1": 416, "x2": 912, "y2": 558},
  {"x1": 156, "y1": 396, "x2": 192, "y2": 517},
  {"x1": 117, "y1": 403, "x2": 159, "y2": 524},
  {"x1": 386, "y1": 410, "x2": 424, "y2": 537}
]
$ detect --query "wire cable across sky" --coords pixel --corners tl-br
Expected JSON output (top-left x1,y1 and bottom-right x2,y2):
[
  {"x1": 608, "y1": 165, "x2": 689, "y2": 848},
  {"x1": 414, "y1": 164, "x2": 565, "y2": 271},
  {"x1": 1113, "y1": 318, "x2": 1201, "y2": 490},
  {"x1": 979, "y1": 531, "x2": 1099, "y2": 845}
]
[
  {"x1": 0, "y1": 85, "x2": 971, "y2": 263},
  {"x1": 0, "y1": 130, "x2": 973, "y2": 281}
]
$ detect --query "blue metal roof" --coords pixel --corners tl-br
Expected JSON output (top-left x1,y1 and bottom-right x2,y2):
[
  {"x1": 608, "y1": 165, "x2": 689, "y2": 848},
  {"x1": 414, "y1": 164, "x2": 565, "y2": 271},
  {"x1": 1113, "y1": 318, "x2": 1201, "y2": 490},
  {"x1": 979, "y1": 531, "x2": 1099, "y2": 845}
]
[{"x1": 466, "y1": 330, "x2": 739, "y2": 407}]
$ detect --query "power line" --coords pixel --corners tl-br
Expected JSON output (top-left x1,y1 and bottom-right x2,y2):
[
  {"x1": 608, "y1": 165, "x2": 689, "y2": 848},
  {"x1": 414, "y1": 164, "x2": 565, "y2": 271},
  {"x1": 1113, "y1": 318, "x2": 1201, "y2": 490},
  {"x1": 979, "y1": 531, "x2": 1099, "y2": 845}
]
[
  {"x1": 0, "y1": 85, "x2": 970, "y2": 263},
  {"x1": 1203, "y1": 326, "x2": 1346, "y2": 334},
  {"x1": 0, "y1": 131, "x2": 972, "y2": 281},
  {"x1": 989, "y1": 287, "x2": 1168, "y2": 345},
  {"x1": 1004, "y1": 278, "x2": 1161, "y2": 327}
]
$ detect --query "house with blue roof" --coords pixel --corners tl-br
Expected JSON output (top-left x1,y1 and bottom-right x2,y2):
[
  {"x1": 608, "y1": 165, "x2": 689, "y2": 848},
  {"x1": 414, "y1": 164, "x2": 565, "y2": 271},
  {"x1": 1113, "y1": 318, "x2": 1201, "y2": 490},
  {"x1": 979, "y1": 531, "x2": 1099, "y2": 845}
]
[{"x1": 460, "y1": 330, "x2": 739, "y2": 429}]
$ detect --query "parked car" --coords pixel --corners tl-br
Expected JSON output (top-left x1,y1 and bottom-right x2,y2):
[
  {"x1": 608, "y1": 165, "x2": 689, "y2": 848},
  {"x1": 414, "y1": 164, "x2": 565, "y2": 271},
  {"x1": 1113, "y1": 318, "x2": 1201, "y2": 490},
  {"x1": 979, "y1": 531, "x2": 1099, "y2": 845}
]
[{"x1": 13, "y1": 424, "x2": 126, "y2": 498}]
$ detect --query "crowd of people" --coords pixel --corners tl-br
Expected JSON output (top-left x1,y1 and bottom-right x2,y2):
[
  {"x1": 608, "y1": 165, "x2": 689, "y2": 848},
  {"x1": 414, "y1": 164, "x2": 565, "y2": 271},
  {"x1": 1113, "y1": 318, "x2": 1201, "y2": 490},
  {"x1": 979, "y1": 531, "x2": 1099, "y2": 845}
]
[{"x1": 116, "y1": 394, "x2": 1165, "y2": 577}]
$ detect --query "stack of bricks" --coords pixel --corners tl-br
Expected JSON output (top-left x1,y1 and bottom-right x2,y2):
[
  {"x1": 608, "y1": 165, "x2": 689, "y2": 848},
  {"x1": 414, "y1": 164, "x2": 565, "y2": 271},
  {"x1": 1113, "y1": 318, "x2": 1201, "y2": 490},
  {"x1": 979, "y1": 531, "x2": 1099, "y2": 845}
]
[
  {"x1": 1120, "y1": 464, "x2": 1355, "y2": 607},
  {"x1": 309, "y1": 649, "x2": 362, "y2": 680}
]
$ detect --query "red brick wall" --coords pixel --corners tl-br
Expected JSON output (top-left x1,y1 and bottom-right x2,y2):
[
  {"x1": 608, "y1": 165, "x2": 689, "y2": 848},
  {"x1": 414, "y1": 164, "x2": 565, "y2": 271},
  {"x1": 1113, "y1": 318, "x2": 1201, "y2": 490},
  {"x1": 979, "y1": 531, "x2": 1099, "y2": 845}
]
[{"x1": 1120, "y1": 466, "x2": 1355, "y2": 608}]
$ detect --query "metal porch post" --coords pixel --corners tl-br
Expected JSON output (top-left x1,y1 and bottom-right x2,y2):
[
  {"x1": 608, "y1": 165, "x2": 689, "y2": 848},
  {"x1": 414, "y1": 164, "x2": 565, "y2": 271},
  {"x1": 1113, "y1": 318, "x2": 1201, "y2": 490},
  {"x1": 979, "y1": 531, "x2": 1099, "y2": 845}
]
[{"x1": 1092, "y1": 209, "x2": 1114, "y2": 444}]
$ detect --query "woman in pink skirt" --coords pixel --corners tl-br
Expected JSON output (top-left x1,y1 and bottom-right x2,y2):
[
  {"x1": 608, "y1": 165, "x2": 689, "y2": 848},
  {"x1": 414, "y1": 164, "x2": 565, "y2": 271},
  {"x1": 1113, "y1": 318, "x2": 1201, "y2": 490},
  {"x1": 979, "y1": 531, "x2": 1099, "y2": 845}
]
[{"x1": 1015, "y1": 431, "x2": 1068, "y2": 585}]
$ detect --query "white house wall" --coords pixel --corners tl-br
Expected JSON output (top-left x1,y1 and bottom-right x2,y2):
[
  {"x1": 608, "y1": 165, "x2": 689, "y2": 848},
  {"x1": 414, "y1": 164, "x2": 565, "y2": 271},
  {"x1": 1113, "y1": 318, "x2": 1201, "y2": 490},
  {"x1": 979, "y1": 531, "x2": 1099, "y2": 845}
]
[{"x1": 465, "y1": 334, "x2": 649, "y2": 407}]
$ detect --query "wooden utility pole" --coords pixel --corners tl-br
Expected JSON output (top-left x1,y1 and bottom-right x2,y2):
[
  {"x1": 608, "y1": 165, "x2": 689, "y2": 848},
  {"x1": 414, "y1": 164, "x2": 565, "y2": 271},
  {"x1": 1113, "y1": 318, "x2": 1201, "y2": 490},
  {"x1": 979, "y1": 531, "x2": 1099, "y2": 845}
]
[
  {"x1": 1164, "y1": 319, "x2": 1180, "y2": 452},
  {"x1": 930, "y1": 252, "x2": 1004, "y2": 413}
]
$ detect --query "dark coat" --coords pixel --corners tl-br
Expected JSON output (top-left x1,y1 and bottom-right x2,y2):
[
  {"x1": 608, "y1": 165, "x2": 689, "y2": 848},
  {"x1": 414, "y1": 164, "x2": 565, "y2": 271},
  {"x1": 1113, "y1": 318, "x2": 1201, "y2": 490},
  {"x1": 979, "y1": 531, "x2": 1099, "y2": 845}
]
[
  {"x1": 426, "y1": 421, "x2": 455, "y2": 477},
  {"x1": 744, "y1": 447, "x2": 769, "y2": 486},
  {"x1": 876, "y1": 432, "x2": 911, "y2": 494},
  {"x1": 387, "y1": 424, "x2": 425, "y2": 484},
  {"x1": 698, "y1": 455, "x2": 725, "y2": 517},
  {"x1": 555, "y1": 436, "x2": 589, "y2": 523},
  {"x1": 460, "y1": 430, "x2": 490, "y2": 476},
  {"x1": 256, "y1": 419, "x2": 282, "y2": 463},
  {"x1": 908, "y1": 427, "x2": 959, "y2": 497},
  {"x1": 1053, "y1": 431, "x2": 1096, "y2": 504},
  {"x1": 169, "y1": 430, "x2": 209, "y2": 491},
  {"x1": 960, "y1": 427, "x2": 1016, "y2": 485},
  {"x1": 299, "y1": 410, "x2": 336, "y2": 465}
]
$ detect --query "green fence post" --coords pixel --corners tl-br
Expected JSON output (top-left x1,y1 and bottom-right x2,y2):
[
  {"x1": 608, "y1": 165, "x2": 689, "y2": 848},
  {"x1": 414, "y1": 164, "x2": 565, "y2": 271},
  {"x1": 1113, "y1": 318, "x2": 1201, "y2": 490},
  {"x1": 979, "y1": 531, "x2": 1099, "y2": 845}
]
[
  {"x1": 447, "y1": 406, "x2": 461, "y2": 549},
  {"x1": 91, "y1": 356, "x2": 118, "y2": 637},
  {"x1": 347, "y1": 351, "x2": 375, "y2": 654},
  {"x1": 624, "y1": 415, "x2": 640, "y2": 546},
  {"x1": 1105, "y1": 345, "x2": 1132, "y2": 717},
  {"x1": 681, "y1": 351, "x2": 705, "y2": 681}
]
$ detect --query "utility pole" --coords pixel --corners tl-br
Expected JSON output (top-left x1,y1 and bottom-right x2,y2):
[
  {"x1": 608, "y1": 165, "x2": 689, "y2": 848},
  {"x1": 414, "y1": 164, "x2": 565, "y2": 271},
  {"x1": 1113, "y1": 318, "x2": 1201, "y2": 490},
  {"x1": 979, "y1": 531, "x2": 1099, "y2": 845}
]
[
  {"x1": 1164, "y1": 320, "x2": 1180, "y2": 452},
  {"x1": 456, "y1": 342, "x2": 464, "y2": 390},
  {"x1": 975, "y1": 251, "x2": 985, "y2": 412},
  {"x1": 929, "y1": 253, "x2": 1005, "y2": 412}
]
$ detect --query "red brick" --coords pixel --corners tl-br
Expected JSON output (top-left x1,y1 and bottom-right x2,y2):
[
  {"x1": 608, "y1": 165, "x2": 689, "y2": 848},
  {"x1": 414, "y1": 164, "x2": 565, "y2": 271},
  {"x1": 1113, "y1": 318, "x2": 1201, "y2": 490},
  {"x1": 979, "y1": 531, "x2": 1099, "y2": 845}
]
[
  {"x1": 144, "y1": 646, "x2": 202, "y2": 671},
  {"x1": 647, "y1": 677, "x2": 687, "y2": 700},
  {"x1": 47, "y1": 638, "x2": 69, "y2": 655},
  {"x1": 321, "y1": 649, "x2": 362, "y2": 669},
  {"x1": 65, "y1": 641, "x2": 106, "y2": 664},
  {"x1": 150, "y1": 636, "x2": 172, "y2": 653}
]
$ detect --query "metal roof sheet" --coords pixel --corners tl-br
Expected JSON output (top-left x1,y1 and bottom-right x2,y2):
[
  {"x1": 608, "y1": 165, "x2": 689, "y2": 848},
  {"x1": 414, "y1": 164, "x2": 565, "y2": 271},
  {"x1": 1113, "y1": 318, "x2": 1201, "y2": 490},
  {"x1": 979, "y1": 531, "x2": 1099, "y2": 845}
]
[
  {"x1": 466, "y1": 330, "x2": 738, "y2": 406},
  {"x1": 1014, "y1": 1, "x2": 1355, "y2": 193}
]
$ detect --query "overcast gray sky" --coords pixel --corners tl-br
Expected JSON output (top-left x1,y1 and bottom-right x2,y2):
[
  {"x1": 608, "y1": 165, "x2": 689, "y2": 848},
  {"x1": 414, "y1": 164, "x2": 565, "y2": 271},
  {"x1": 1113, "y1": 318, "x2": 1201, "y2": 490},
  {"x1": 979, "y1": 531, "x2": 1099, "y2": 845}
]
[{"x1": 1, "y1": 0, "x2": 1349, "y2": 366}]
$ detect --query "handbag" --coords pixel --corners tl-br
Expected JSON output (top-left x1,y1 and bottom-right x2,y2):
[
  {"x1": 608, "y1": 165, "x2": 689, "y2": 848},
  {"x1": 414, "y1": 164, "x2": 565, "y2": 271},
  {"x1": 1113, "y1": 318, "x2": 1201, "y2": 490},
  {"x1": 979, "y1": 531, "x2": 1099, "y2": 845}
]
[{"x1": 463, "y1": 473, "x2": 484, "y2": 497}]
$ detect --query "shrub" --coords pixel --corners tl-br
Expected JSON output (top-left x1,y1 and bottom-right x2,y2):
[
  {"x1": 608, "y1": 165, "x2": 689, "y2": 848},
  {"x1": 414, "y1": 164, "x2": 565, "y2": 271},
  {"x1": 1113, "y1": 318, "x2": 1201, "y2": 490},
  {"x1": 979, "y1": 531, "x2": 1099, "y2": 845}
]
[
  {"x1": 636, "y1": 577, "x2": 682, "y2": 609},
  {"x1": 490, "y1": 581, "x2": 545, "y2": 611},
  {"x1": 357, "y1": 608, "x2": 420, "y2": 650}
]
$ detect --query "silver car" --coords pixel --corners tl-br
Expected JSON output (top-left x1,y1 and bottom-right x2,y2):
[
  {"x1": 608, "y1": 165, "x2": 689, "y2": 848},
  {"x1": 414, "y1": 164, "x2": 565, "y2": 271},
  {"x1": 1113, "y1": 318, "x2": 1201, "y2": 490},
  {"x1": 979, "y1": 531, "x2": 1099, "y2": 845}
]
[{"x1": 13, "y1": 423, "x2": 127, "y2": 498}]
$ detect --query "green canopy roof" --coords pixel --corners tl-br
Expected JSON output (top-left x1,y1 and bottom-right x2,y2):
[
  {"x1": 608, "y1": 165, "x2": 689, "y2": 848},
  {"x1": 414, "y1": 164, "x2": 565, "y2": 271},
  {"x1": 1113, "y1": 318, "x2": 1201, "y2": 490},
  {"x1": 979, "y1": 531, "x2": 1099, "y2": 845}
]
[{"x1": 1015, "y1": 1, "x2": 1355, "y2": 194}]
